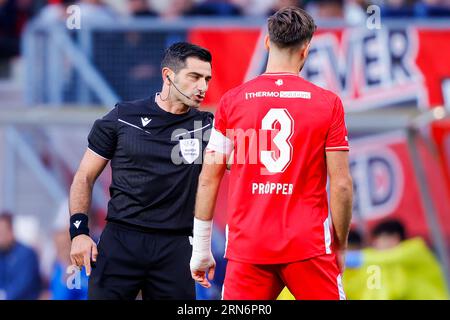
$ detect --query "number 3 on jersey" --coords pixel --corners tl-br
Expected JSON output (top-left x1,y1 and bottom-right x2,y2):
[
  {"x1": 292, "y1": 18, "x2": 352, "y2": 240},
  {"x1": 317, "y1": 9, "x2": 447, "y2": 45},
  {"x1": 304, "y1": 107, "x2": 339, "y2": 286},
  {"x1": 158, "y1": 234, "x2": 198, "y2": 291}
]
[{"x1": 260, "y1": 108, "x2": 294, "y2": 173}]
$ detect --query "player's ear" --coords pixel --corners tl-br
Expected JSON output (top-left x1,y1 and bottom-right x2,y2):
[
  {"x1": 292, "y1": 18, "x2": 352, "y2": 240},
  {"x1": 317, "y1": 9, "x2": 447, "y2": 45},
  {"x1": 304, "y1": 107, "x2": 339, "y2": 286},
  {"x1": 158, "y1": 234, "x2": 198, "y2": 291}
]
[
  {"x1": 300, "y1": 41, "x2": 311, "y2": 60},
  {"x1": 264, "y1": 35, "x2": 270, "y2": 51}
]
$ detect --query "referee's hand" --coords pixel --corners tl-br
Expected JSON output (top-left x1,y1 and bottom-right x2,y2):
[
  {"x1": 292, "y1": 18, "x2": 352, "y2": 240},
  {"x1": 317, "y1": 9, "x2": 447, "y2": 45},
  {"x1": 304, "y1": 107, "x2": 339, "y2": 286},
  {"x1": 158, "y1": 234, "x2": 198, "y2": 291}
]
[{"x1": 70, "y1": 235, "x2": 98, "y2": 276}]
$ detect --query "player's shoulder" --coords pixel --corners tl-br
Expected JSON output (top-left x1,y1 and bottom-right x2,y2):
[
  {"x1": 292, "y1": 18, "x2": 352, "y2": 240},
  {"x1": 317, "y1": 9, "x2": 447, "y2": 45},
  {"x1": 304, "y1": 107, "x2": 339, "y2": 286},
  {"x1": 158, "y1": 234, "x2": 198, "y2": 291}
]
[
  {"x1": 235, "y1": 76, "x2": 264, "y2": 92},
  {"x1": 301, "y1": 79, "x2": 341, "y2": 106}
]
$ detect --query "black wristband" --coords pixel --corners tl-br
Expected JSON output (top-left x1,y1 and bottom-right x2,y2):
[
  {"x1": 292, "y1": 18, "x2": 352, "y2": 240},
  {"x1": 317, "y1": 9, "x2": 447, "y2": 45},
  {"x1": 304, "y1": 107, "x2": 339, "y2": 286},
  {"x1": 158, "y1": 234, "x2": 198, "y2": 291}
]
[{"x1": 70, "y1": 213, "x2": 90, "y2": 240}]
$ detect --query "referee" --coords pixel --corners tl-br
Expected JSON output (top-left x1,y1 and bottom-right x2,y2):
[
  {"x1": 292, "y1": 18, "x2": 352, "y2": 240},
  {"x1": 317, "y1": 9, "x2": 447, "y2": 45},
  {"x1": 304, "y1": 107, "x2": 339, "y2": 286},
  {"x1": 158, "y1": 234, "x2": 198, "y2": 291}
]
[{"x1": 69, "y1": 42, "x2": 213, "y2": 300}]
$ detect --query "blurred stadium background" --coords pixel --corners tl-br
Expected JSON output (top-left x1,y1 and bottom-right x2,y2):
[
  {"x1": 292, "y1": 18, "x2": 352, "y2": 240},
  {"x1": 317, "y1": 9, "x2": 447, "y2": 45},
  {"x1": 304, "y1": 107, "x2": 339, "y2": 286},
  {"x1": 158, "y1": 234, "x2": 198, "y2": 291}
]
[{"x1": 1, "y1": 0, "x2": 450, "y2": 300}]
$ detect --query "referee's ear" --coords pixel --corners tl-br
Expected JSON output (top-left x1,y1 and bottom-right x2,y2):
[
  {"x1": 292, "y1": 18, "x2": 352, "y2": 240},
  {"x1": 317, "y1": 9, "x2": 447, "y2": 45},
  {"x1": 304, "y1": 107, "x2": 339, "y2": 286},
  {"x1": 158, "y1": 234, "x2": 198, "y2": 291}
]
[{"x1": 162, "y1": 67, "x2": 172, "y2": 86}]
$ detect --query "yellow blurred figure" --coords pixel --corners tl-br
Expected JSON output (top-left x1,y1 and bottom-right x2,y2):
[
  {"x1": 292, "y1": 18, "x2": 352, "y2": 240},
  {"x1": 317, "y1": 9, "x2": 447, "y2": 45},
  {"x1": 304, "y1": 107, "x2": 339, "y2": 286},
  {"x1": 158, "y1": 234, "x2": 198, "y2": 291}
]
[
  {"x1": 344, "y1": 237, "x2": 449, "y2": 300},
  {"x1": 277, "y1": 238, "x2": 449, "y2": 300}
]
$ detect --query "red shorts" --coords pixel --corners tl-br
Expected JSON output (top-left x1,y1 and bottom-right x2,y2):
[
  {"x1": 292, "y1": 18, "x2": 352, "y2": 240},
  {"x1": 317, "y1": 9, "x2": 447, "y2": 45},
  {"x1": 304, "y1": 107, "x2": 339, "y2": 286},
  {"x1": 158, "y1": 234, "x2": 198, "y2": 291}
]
[{"x1": 222, "y1": 253, "x2": 345, "y2": 300}]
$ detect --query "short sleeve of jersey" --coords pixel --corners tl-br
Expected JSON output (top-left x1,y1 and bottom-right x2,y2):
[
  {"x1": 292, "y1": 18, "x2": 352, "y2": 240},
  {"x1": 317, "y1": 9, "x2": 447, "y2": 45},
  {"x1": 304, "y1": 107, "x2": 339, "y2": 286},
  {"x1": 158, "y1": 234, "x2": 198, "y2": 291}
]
[
  {"x1": 87, "y1": 105, "x2": 118, "y2": 160},
  {"x1": 325, "y1": 96, "x2": 349, "y2": 152},
  {"x1": 206, "y1": 93, "x2": 233, "y2": 156}
]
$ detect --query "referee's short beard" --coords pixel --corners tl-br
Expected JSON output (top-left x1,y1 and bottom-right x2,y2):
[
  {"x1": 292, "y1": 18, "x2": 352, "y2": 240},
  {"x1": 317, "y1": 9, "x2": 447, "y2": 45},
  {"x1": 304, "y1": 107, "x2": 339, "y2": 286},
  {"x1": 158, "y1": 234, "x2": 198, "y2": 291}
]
[
  {"x1": 175, "y1": 89, "x2": 203, "y2": 109},
  {"x1": 166, "y1": 79, "x2": 202, "y2": 109},
  {"x1": 177, "y1": 91, "x2": 200, "y2": 109},
  {"x1": 163, "y1": 86, "x2": 195, "y2": 110}
]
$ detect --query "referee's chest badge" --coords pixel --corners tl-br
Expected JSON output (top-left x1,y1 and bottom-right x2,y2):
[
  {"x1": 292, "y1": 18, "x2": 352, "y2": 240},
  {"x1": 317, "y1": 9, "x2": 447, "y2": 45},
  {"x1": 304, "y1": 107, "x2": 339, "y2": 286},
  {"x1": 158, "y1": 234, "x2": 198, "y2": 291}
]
[{"x1": 179, "y1": 139, "x2": 200, "y2": 164}]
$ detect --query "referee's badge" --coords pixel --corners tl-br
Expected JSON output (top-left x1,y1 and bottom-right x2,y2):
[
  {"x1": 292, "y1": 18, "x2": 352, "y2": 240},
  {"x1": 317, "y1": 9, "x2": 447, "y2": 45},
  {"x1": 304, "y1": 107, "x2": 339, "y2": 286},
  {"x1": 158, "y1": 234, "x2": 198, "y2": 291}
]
[{"x1": 179, "y1": 139, "x2": 200, "y2": 164}]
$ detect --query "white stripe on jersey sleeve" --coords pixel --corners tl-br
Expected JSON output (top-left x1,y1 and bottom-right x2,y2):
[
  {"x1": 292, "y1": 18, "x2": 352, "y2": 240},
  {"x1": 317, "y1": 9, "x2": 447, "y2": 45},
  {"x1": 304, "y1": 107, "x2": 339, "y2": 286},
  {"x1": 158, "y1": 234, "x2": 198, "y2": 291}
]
[
  {"x1": 337, "y1": 274, "x2": 346, "y2": 300},
  {"x1": 206, "y1": 127, "x2": 234, "y2": 156},
  {"x1": 323, "y1": 215, "x2": 332, "y2": 254},
  {"x1": 87, "y1": 147, "x2": 111, "y2": 161}
]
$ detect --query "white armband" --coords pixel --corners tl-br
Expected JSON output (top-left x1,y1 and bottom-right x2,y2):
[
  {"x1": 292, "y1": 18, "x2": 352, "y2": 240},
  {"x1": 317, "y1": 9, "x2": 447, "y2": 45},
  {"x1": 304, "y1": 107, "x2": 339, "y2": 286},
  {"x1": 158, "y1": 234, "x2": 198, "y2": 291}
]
[{"x1": 206, "y1": 128, "x2": 233, "y2": 157}]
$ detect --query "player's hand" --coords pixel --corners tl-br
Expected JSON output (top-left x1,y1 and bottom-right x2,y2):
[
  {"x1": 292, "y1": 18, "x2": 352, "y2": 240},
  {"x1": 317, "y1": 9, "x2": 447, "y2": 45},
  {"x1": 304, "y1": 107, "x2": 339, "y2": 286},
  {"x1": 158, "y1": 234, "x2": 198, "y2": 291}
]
[
  {"x1": 70, "y1": 234, "x2": 98, "y2": 276},
  {"x1": 190, "y1": 253, "x2": 216, "y2": 288}
]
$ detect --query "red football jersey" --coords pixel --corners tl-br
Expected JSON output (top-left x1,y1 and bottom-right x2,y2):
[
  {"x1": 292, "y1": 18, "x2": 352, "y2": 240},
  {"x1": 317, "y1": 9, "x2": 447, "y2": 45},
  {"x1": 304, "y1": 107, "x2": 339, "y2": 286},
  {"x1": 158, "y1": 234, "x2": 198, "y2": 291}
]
[{"x1": 208, "y1": 72, "x2": 349, "y2": 264}]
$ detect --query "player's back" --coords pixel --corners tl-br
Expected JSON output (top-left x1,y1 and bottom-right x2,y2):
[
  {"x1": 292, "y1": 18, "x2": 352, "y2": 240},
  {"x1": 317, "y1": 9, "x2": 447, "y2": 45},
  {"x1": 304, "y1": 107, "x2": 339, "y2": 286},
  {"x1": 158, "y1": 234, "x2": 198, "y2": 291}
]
[{"x1": 213, "y1": 72, "x2": 349, "y2": 264}]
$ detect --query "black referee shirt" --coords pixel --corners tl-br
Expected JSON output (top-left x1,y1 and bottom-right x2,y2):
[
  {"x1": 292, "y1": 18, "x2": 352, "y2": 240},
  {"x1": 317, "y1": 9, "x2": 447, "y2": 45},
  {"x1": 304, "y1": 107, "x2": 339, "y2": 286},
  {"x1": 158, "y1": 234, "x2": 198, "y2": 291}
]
[{"x1": 87, "y1": 95, "x2": 214, "y2": 233}]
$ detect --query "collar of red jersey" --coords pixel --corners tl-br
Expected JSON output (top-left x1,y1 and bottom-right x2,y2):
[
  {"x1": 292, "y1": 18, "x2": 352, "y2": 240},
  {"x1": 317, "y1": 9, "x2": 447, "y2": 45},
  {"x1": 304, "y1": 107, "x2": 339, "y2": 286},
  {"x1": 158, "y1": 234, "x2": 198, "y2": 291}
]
[{"x1": 261, "y1": 72, "x2": 300, "y2": 77}]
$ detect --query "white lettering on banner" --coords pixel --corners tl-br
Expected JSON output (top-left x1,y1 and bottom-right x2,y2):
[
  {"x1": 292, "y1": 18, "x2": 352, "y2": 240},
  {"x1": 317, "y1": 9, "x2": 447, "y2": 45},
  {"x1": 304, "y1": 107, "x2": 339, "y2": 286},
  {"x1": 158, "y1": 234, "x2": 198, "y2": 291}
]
[
  {"x1": 301, "y1": 28, "x2": 426, "y2": 110},
  {"x1": 349, "y1": 133, "x2": 404, "y2": 221}
]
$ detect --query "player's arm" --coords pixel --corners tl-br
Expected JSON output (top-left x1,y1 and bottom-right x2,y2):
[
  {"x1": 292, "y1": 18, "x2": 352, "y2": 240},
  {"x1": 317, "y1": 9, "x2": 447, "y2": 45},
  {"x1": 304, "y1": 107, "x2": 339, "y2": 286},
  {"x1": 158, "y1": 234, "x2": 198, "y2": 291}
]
[
  {"x1": 191, "y1": 94, "x2": 231, "y2": 287},
  {"x1": 69, "y1": 149, "x2": 108, "y2": 276},
  {"x1": 190, "y1": 150, "x2": 228, "y2": 288},
  {"x1": 326, "y1": 151, "x2": 353, "y2": 270},
  {"x1": 325, "y1": 94, "x2": 352, "y2": 272},
  {"x1": 195, "y1": 151, "x2": 228, "y2": 221}
]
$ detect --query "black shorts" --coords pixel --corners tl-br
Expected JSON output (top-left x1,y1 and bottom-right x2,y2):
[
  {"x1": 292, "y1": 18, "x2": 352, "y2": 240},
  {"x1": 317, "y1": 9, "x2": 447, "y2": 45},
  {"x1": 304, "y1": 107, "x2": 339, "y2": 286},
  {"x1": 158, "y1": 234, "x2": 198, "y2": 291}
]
[{"x1": 88, "y1": 222, "x2": 195, "y2": 300}]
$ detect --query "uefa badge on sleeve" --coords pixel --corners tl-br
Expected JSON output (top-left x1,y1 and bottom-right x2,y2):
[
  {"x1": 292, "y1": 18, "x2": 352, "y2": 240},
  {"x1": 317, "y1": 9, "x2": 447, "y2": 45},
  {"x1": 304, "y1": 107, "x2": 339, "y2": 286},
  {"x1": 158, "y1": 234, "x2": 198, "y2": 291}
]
[{"x1": 179, "y1": 139, "x2": 200, "y2": 164}]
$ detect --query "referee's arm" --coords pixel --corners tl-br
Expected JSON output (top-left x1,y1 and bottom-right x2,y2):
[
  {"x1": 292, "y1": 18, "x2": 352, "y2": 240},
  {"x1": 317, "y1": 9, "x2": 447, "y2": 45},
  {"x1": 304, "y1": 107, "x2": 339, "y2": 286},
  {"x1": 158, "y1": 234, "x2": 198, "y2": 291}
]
[{"x1": 69, "y1": 149, "x2": 108, "y2": 276}]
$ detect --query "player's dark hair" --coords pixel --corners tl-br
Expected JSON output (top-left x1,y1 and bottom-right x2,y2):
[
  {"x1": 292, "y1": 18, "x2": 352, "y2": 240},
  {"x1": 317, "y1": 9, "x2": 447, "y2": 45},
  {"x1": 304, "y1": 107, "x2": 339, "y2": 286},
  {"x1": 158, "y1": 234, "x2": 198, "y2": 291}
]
[
  {"x1": 267, "y1": 6, "x2": 317, "y2": 49},
  {"x1": 348, "y1": 229, "x2": 363, "y2": 247},
  {"x1": 372, "y1": 219, "x2": 406, "y2": 241},
  {"x1": 161, "y1": 42, "x2": 212, "y2": 73}
]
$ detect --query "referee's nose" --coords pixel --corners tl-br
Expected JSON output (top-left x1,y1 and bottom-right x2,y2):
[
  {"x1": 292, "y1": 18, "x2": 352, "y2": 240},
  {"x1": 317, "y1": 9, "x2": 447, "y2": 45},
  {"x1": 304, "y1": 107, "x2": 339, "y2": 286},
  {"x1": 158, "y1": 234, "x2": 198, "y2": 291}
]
[{"x1": 198, "y1": 77, "x2": 209, "y2": 93}]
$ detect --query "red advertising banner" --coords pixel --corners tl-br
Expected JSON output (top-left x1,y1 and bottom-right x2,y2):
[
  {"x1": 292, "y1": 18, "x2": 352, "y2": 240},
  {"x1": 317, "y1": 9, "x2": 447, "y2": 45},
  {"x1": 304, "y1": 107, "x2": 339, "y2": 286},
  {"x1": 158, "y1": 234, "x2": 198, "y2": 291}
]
[
  {"x1": 350, "y1": 132, "x2": 450, "y2": 239},
  {"x1": 189, "y1": 26, "x2": 450, "y2": 110}
]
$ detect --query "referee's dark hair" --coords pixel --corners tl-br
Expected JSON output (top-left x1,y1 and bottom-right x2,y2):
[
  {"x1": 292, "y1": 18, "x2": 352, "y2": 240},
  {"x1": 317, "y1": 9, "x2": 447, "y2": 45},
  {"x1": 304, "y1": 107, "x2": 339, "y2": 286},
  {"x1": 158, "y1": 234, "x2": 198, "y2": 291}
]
[{"x1": 161, "y1": 42, "x2": 212, "y2": 73}]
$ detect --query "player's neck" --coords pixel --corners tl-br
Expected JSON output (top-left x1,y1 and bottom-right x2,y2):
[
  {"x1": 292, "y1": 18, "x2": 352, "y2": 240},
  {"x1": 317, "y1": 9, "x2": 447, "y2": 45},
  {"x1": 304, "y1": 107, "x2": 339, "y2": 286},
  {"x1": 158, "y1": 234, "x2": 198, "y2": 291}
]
[
  {"x1": 265, "y1": 53, "x2": 302, "y2": 75},
  {"x1": 265, "y1": 64, "x2": 300, "y2": 75}
]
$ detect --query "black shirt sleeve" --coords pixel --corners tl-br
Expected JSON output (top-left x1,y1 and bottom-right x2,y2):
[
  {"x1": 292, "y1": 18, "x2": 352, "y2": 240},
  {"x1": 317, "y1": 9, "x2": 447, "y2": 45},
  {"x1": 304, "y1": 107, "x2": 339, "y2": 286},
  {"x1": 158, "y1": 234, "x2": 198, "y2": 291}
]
[
  {"x1": 203, "y1": 111, "x2": 214, "y2": 141},
  {"x1": 87, "y1": 105, "x2": 118, "y2": 160},
  {"x1": 205, "y1": 111, "x2": 214, "y2": 125}
]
